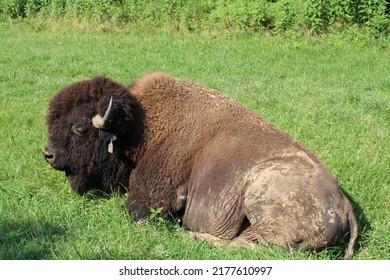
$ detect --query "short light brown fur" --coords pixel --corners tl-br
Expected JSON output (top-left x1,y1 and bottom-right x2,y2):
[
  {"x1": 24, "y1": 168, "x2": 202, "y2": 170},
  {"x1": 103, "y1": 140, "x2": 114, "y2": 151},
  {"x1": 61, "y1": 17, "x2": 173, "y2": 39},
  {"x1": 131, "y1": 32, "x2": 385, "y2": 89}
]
[{"x1": 126, "y1": 73, "x2": 357, "y2": 258}]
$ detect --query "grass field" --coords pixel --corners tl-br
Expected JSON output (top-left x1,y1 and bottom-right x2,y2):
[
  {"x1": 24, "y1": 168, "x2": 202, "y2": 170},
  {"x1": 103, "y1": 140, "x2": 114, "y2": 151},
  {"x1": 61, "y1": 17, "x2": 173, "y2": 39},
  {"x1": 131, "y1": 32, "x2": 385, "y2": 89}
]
[{"x1": 0, "y1": 22, "x2": 389, "y2": 260}]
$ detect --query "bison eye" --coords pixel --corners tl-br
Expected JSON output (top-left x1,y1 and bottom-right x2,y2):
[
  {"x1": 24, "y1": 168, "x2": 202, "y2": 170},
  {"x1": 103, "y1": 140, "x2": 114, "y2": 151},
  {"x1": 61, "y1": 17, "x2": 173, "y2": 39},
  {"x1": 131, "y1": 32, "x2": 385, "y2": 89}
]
[{"x1": 72, "y1": 125, "x2": 87, "y2": 136}]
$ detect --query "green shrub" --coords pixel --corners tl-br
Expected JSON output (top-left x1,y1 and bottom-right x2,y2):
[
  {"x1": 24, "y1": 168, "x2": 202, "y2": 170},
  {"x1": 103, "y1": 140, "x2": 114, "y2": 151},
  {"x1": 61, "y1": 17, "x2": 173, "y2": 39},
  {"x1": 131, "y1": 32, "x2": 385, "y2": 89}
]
[
  {"x1": 0, "y1": 0, "x2": 388, "y2": 36},
  {"x1": 306, "y1": 0, "x2": 389, "y2": 35}
]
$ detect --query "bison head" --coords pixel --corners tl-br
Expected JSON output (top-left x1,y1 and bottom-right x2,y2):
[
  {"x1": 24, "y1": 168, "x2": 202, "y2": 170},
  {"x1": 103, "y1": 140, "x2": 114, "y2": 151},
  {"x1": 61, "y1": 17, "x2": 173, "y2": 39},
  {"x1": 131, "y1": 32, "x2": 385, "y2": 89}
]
[{"x1": 44, "y1": 76, "x2": 139, "y2": 195}]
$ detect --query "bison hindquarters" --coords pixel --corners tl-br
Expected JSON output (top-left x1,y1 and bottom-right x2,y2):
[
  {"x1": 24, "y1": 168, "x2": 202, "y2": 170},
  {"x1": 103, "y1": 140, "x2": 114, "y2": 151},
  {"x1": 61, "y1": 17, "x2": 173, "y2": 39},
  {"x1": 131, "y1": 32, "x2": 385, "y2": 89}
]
[{"x1": 243, "y1": 150, "x2": 357, "y2": 257}]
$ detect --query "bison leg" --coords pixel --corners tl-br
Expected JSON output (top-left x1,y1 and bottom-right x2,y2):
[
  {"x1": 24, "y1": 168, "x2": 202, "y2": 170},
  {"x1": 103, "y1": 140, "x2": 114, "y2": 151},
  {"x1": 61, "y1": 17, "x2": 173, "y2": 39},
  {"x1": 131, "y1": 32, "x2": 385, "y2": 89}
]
[
  {"x1": 126, "y1": 150, "x2": 190, "y2": 221},
  {"x1": 125, "y1": 196, "x2": 151, "y2": 221},
  {"x1": 184, "y1": 230, "x2": 257, "y2": 248},
  {"x1": 126, "y1": 182, "x2": 188, "y2": 221},
  {"x1": 184, "y1": 231, "x2": 227, "y2": 246}
]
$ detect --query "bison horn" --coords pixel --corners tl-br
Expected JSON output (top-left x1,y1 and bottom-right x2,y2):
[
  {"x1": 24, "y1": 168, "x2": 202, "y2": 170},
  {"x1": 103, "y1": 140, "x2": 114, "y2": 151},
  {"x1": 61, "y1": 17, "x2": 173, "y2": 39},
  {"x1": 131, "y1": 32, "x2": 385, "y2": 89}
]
[{"x1": 92, "y1": 96, "x2": 115, "y2": 130}]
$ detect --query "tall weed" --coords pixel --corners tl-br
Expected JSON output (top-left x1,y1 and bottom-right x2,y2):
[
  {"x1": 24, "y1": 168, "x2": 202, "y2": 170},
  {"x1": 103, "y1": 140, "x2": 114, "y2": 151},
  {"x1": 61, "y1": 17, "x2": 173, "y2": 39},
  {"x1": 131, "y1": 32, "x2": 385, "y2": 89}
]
[{"x1": 0, "y1": 0, "x2": 388, "y2": 36}]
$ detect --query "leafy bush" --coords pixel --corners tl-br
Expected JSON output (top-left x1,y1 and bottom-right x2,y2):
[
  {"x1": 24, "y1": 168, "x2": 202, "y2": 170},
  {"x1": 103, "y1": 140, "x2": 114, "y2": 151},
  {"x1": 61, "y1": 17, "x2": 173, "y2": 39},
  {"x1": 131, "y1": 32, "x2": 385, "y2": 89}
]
[
  {"x1": 0, "y1": 0, "x2": 388, "y2": 36},
  {"x1": 306, "y1": 0, "x2": 389, "y2": 36}
]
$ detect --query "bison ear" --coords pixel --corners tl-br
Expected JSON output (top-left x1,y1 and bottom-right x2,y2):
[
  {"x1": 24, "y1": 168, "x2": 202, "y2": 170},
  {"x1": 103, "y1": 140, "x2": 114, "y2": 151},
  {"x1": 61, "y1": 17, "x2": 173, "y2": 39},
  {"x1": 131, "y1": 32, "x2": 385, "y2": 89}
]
[
  {"x1": 92, "y1": 96, "x2": 115, "y2": 130},
  {"x1": 107, "y1": 135, "x2": 117, "y2": 154}
]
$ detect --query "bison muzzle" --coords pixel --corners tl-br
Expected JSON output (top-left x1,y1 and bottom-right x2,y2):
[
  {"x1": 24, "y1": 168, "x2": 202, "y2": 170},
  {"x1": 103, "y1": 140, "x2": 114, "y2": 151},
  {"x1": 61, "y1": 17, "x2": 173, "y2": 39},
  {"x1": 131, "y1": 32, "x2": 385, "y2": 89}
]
[{"x1": 44, "y1": 73, "x2": 358, "y2": 259}]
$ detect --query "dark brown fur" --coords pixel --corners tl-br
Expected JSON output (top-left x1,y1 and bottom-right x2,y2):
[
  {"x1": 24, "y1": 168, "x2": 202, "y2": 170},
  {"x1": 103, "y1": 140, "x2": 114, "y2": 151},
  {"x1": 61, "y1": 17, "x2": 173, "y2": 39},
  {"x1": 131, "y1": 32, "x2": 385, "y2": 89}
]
[
  {"x1": 45, "y1": 76, "x2": 140, "y2": 194},
  {"x1": 44, "y1": 73, "x2": 358, "y2": 259}
]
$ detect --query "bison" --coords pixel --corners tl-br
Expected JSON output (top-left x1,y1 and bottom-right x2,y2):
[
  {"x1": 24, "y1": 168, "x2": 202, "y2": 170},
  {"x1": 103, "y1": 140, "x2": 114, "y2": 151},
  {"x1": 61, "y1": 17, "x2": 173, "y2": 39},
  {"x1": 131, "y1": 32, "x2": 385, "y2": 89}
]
[{"x1": 44, "y1": 72, "x2": 358, "y2": 259}]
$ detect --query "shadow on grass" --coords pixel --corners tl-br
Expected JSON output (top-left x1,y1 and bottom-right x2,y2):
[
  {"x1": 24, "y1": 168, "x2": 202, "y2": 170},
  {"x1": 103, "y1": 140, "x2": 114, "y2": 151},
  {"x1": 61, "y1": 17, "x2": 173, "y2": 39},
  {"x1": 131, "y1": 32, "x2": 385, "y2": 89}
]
[{"x1": 0, "y1": 220, "x2": 67, "y2": 259}]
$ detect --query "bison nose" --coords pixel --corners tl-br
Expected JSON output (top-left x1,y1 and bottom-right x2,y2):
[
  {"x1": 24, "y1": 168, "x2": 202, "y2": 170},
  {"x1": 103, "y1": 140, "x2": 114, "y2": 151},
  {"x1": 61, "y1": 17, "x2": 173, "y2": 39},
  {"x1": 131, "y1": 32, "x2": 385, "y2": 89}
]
[{"x1": 43, "y1": 146, "x2": 55, "y2": 165}]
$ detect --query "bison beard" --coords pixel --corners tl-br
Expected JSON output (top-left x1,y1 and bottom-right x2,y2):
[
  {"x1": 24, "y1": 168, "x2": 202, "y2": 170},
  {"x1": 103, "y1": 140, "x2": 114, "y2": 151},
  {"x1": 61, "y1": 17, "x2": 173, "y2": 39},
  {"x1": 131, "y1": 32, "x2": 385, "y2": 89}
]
[{"x1": 44, "y1": 73, "x2": 358, "y2": 259}]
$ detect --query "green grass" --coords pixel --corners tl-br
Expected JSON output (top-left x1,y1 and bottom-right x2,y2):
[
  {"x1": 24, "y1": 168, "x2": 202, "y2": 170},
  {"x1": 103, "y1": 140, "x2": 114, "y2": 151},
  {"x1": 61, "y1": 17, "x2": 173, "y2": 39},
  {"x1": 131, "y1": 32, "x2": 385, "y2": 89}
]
[{"x1": 0, "y1": 22, "x2": 389, "y2": 260}]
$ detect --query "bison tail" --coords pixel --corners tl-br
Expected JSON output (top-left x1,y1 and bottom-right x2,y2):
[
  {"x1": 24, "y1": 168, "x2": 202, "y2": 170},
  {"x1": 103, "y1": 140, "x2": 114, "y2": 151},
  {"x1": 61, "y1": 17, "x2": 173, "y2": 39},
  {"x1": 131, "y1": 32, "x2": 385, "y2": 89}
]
[{"x1": 343, "y1": 210, "x2": 358, "y2": 260}]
